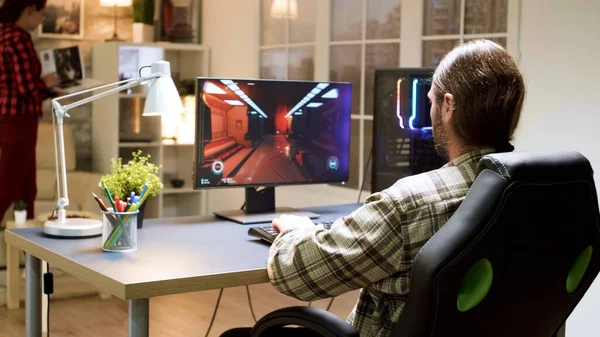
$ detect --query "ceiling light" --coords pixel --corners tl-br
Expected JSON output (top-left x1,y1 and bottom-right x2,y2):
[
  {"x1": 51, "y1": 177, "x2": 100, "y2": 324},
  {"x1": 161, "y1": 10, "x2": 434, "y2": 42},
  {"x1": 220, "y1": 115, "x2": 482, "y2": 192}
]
[
  {"x1": 322, "y1": 88, "x2": 339, "y2": 99},
  {"x1": 224, "y1": 100, "x2": 244, "y2": 106},
  {"x1": 204, "y1": 82, "x2": 226, "y2": 94}
]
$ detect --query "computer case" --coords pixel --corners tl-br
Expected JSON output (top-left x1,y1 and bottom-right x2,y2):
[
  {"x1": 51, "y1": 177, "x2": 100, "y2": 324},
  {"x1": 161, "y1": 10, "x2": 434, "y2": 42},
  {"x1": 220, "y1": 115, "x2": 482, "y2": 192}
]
[{"x1": 371, "y1": 68, "x2": 448, "y2": 193}]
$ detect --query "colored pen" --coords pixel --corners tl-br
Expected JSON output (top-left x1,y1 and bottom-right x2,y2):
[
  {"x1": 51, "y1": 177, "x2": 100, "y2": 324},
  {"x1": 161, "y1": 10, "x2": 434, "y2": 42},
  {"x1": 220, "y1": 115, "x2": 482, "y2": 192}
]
[{"x1": 103, "y1": 184, "x2": 118, "y2": 213}]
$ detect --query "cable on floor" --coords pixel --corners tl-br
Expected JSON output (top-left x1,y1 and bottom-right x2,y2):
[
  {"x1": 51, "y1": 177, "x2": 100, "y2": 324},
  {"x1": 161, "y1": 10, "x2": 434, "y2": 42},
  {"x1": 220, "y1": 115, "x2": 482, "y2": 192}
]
[
  {"x1": 205, "y1": 288, "x2": 224, "y2": 337},
  {"x1": 245, "y1": 285, "x2": 258, "y2": 323},
  {"x1": 326, "y1": 298, "x2": 335, "y2": 311}
]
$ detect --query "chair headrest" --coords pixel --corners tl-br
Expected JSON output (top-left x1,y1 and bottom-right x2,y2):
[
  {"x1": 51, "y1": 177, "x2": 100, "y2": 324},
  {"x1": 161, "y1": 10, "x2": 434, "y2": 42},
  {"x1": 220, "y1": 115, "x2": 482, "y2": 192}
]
[{"x1": 476, "y1": 150, "x2": 593, "y2": 182}]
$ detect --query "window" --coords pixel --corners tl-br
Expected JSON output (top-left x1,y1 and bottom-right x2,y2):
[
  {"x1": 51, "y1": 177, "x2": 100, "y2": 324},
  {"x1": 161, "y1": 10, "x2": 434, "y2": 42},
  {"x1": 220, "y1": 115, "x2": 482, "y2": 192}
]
[
  {"x1": 329, "y1": 0, "x2": 402, "y2": 190},
  {"x1": 260, "y1": 0, "x2": 317, "y2": 80},
  {"x1": 423, "y1": 0, "x2": 509, "y2": 67}
]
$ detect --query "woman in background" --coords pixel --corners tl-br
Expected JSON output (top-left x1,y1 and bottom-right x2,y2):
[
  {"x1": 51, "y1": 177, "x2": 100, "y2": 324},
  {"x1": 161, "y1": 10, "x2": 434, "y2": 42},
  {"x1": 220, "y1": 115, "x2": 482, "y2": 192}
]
[{"x1": 0, "y1": 0, "x2": 60, "y2": 224}]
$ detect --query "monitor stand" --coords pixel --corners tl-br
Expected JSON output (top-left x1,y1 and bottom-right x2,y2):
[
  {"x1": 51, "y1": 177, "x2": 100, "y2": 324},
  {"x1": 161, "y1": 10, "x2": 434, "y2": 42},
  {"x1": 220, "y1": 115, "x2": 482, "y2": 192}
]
[{"x1": 213, "y1": 187, "x2": 320, "y2": 224}]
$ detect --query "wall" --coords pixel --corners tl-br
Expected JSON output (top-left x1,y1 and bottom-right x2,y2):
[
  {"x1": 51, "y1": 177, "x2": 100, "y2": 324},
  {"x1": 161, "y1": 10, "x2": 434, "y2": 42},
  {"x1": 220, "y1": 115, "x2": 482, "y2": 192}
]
[
  {"x1": 513, "y1": 0, "x2": 600, "y2": 336},
  {"x1": 202, "y1": 0, "x2": 364, "y2": 212}
]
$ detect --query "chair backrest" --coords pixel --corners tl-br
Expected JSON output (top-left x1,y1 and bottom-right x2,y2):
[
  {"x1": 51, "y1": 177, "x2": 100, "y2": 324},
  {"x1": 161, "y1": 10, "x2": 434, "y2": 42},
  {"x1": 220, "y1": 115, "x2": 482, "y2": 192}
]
[{"x1": 394, "y1": 151, "x2": 600, "y2": 337}]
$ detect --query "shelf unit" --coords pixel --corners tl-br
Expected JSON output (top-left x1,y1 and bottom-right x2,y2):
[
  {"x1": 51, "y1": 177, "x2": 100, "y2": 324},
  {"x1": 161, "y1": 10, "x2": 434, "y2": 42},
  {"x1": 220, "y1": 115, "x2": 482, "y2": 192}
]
[{"x1": 91, "y1": 41, "x2": 210, "y2": 219}]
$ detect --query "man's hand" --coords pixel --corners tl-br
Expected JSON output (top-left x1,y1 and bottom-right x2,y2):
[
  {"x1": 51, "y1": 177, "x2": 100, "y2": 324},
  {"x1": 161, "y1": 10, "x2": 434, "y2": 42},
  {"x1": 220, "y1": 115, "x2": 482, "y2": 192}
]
[
  {"x1": 272, "y1": 214, "x2": 315, "y2": 233},
  {"x1": 42, "y1": 73, "x2": 61, "y2": 88}
]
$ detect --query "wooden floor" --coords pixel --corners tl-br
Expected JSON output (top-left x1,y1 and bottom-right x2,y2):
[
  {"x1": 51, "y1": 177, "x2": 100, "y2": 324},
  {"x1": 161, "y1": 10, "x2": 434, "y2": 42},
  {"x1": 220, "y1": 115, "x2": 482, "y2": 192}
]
[{"x1": 0, "y1": 283, "x2": 360, "y2": 337}]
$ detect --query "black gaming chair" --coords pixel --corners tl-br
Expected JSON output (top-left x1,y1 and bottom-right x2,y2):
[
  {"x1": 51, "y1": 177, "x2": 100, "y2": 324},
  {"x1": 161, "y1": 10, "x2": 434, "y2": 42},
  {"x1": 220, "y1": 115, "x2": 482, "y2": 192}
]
[{"x1": 245, "y1": 151, "x2": 600, "y2": 337}]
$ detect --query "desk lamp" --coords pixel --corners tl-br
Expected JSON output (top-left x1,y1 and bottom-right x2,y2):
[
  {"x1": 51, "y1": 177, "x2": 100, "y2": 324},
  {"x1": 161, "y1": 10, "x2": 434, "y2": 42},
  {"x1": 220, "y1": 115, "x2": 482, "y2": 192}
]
[{"x1": 44, "y1": 61, "x2": 184, "y2": 237}]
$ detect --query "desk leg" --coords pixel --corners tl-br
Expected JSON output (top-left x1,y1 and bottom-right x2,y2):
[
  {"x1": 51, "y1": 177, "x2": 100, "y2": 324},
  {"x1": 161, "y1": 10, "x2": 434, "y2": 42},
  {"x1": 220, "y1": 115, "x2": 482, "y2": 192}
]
[
  {"x1": 128, "y1": 298, "x2": 149, "y2": 337},
  {"x1": 25, "y1": 254, "x2": 42, "y2": 337},
  {"x1": 6, "y1": 242, "x2": 20, "y2": 309}
]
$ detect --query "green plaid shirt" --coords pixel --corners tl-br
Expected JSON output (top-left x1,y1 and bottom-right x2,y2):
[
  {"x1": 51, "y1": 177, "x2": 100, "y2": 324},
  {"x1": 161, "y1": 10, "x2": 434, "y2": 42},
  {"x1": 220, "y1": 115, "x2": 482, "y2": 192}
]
[{"x1": 267, "y1": 148, "x2": 496, "y2": 337}]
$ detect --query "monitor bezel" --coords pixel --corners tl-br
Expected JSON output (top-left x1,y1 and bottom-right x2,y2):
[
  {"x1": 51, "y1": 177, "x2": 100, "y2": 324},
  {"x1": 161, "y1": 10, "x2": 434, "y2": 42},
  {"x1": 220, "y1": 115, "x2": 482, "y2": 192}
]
[{"x1": 192, "y1": 77, "x2": 353, "y2": 190}]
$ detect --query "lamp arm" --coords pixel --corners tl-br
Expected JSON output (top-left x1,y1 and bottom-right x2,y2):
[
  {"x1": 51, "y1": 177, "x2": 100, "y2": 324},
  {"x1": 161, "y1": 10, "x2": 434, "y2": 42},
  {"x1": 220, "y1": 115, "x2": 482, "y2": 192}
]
[
  {"x1": 50, "y1": 73, "x2": 160, "y2": 223},
  {"x1": 54, "y1": 74, "x2": 161, "y2": 114}
]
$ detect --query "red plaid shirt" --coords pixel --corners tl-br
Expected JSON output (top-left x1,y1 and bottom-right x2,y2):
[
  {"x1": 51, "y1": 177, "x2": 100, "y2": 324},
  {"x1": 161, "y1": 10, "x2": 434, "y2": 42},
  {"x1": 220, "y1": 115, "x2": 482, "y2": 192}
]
[{"x1": 0, "y1": 23, "x2": 50, "y2": 118}]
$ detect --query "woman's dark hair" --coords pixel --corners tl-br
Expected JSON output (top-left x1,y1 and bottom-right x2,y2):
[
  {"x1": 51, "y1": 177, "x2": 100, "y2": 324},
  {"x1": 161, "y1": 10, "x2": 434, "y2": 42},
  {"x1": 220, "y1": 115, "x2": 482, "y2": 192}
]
[
  {"x1": 432, "y1": 39, "x2": 525, "y2": 152},
  {"x1": 0, "y1": 0, "x2": 47, "y2": 23}
]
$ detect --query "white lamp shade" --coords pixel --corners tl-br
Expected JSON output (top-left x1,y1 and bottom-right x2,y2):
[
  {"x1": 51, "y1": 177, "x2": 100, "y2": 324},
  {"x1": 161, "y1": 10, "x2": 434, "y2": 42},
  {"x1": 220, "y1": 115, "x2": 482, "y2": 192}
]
[
  {"x1": 142, "y1": 62, "x2": 184, "y2": 117},
  {"x1": 143, "y1": 77, "x2": 184, "y2": 116},
  {"x1": 270, "y1": 0, "x2": 298, "y2": 20},
  {"x1": 100, "y1": 0, "x2": 132, "y2": 7}
]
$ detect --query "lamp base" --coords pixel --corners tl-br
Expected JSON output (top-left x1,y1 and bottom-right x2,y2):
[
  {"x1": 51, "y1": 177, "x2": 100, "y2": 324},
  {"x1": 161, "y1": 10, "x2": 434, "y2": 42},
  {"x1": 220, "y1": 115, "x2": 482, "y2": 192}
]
[{"x1": 44, "y1": 218, "x2": 103, "y2": 238}]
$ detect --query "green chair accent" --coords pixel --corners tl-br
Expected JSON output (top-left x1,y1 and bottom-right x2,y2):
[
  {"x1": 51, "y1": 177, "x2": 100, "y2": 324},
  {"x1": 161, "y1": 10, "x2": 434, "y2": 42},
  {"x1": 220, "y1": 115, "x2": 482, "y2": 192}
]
[
  {"x1": 457, "y1": 258, "x2": 493, "y2": 312},
  {"x1": 567, "y1": 245, "x2": 593, "y2": 294}
]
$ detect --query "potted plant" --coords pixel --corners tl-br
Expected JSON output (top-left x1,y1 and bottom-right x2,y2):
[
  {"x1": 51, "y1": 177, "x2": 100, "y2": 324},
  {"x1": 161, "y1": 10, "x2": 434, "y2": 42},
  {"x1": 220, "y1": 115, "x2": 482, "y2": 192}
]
[
  {"x1": 99, "y1": 150, "x2": 163, "y2": 228},
  {"x1": 132, "y1": 0, "x2": 155, "y2": 43},
  {"x1": 13, "y1": 200, "x2": 27, "y2": 226}
]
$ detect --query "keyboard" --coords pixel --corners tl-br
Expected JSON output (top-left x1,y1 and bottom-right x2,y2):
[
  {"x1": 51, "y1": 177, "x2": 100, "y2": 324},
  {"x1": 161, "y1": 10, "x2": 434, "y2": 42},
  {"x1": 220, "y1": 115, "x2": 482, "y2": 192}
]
[{"x1": 248, "y1": 221, "x2": 334, "y2": 244}]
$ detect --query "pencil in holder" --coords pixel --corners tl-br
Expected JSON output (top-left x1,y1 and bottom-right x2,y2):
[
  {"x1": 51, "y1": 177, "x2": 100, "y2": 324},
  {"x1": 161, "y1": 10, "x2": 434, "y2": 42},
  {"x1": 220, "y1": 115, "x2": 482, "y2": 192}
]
[{"x1": 102, "y1": 210, "x2": 139, "y2": 252}]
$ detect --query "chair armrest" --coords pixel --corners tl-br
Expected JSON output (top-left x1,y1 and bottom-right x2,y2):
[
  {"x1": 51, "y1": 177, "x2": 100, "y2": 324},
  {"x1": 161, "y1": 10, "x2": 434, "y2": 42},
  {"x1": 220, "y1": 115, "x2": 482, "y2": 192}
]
[{"x1": 251, "y1": 306, "x2": 359, "y2": 337}]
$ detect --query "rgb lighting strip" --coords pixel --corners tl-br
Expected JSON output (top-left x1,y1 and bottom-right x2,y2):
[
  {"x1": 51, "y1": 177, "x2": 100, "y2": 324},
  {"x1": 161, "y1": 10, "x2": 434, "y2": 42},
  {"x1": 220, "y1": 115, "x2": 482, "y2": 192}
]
[{"x1": 396, "y1": 79, "x2": 404, "y2": 129}]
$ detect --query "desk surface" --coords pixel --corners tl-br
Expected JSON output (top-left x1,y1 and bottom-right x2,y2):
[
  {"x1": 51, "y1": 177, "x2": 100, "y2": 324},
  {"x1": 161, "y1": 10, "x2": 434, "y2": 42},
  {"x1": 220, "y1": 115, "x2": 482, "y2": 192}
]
[{"x1": 5, "y1": 203, "x2": 361, "y2": 300}]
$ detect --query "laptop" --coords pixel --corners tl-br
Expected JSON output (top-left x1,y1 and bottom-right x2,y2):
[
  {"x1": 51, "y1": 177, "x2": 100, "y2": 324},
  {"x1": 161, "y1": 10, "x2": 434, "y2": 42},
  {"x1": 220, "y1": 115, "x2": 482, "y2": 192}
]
[{"x1": 39, "y1": 45, "x2": 105, "y2": 94}]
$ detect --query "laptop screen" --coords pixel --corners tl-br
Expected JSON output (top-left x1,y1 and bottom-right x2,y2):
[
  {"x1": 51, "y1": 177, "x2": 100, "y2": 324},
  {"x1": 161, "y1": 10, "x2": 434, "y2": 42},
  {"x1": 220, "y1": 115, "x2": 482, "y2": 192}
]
[{"x1": 39, "y1": 46, "x2": 84, "y2": 85}]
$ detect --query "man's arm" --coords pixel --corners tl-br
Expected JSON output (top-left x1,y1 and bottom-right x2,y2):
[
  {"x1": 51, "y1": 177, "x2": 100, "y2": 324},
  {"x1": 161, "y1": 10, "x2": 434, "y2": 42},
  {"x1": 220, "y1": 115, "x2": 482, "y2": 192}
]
[{"x1": 267, "y1": 193, "x2": 405, "y2": 301}]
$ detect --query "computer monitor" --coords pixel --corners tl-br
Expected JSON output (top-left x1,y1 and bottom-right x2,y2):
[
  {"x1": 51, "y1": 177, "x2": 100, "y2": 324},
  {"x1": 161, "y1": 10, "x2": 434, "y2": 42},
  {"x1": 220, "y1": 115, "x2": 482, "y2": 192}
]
[
  {"x1": 193, "y1": 78, "x2": 352, "y2": 224},
  {"x1": 371, "y1": 68, "x2": 447, "y2": 193}
]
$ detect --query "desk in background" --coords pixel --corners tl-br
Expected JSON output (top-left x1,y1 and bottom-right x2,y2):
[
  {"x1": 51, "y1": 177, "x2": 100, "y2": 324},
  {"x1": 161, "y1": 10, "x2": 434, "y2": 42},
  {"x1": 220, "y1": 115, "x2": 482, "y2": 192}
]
[{"x1": 5, "y1": 203, "x2": 362, "y2": 337}]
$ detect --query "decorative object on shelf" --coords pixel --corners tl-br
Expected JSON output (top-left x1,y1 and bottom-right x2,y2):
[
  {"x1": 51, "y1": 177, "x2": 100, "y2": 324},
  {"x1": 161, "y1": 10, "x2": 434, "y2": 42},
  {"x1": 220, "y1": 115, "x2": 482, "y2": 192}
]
[
  {"x1": 99, "y1": 150, "x2": 163, "y2": 229},
  {"x1": 13, "y1": 200, "x2": 27, "y2": 227},
  {"x1": 44, "y1": 60, "x2": 184, "y2": 238},
  {"x1": 157, "y1": 0, "x2": 201, "y2": 43},
  {"x1": 171, "y1": 178, "x2": 184, "y2": 188},
  {"x1": 39, "y1": 0, "x2": 84, "y2": 39},
  {"x1": 100, "y1": 0, "x2": 133, "y2": 41},
  {"x1": 132, "y1": 0, "x2": 155, "y2": 43},
  {"x1": 270, "y1": 0, "x2": 298, "y2": 20}
]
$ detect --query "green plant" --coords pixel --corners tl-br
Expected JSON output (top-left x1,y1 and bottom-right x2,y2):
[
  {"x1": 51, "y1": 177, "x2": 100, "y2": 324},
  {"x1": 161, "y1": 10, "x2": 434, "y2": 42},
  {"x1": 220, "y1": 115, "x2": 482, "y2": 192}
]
[
  {"x1": 132, "y1": 0, "x2": 155, "y2": 25},
  {"x1": 99, "y1": 150, "x2": 163, "y2": 201},
  {"x1": 14, "y1": 200, "x2": 27, "y2": 211}
]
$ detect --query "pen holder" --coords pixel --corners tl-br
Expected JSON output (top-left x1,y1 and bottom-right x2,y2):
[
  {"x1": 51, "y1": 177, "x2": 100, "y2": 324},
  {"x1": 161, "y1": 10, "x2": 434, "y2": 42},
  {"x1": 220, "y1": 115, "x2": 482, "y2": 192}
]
[{"x1": 101, "y1": 210, "x2": 139, "y2": 252}]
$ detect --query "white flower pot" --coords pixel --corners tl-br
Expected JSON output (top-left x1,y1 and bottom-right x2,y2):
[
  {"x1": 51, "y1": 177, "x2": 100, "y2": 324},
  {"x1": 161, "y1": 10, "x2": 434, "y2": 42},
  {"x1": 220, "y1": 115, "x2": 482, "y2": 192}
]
[
  {"x1": 14, "y1": 210, "x2": 27, "y2": 226},
  {"x1": 132, "y1": 23, "x2": 155, "y2": 43}
]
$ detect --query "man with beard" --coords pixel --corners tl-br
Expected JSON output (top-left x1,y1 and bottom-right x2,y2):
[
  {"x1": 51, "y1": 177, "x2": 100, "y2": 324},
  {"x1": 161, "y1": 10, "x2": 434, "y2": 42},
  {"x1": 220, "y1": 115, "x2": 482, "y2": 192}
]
[{"x1": 221, "y1": 39, "x2": 525, "y2": 337}]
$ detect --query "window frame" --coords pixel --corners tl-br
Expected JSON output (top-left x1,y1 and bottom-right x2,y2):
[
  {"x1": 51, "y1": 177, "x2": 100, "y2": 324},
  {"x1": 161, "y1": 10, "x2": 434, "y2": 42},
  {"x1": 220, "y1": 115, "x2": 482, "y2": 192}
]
[{"x1": 259, "y1": 0, "x2": 318, "y2": 80}]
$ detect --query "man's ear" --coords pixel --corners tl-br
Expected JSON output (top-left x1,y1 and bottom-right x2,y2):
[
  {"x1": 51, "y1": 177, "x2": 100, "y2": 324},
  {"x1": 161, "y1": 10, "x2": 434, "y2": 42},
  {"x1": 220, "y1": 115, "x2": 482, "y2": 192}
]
[{"x1": 442, "y1": 93, "x2": 455, "y2": 122}]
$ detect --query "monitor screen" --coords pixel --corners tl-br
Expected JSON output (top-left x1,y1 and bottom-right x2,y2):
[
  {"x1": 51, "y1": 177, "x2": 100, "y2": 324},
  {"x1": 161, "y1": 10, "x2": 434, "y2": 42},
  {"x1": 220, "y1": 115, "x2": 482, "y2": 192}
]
[{"x1": 193, "y1": 78, "x2": 352, "y2": 189}]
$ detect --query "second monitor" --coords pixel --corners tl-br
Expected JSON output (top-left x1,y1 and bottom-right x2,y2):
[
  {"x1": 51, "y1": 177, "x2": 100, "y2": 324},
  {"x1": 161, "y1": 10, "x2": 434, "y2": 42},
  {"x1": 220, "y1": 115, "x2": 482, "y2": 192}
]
[{"x1": 194, "y1": 78, "x2": 352, "y2": 224}]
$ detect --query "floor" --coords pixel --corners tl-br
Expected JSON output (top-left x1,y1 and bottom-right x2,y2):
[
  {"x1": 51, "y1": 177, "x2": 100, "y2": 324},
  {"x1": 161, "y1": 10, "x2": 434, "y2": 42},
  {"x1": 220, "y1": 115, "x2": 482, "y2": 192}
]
[{"x1": 0, "y1": 283, "x2": 360, "y2": 337}]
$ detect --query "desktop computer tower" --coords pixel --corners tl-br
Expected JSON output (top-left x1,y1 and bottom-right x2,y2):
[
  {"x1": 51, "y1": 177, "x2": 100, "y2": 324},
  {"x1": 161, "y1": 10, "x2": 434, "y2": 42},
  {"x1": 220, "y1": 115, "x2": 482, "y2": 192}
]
[{"x1": 371, "y1": 68, "x2": 447, "y2": 193}]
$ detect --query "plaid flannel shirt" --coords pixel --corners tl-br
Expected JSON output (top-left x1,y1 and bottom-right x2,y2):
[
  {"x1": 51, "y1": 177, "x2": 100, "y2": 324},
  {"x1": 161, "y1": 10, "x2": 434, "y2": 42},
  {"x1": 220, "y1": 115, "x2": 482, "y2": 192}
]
[
  {"x1": 0, "y1": 23, "x2": 50, "y2": 118},
  {"x1": 267, "y1": 148, "x2": 496, "y2": 337}
]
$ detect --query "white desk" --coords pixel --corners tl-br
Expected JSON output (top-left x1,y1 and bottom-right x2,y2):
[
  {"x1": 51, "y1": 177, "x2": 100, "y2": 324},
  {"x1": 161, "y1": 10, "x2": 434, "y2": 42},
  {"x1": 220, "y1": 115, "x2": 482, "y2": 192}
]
[{"x1": 5, "y1": 203, "x2": 362, "y2": 337}]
